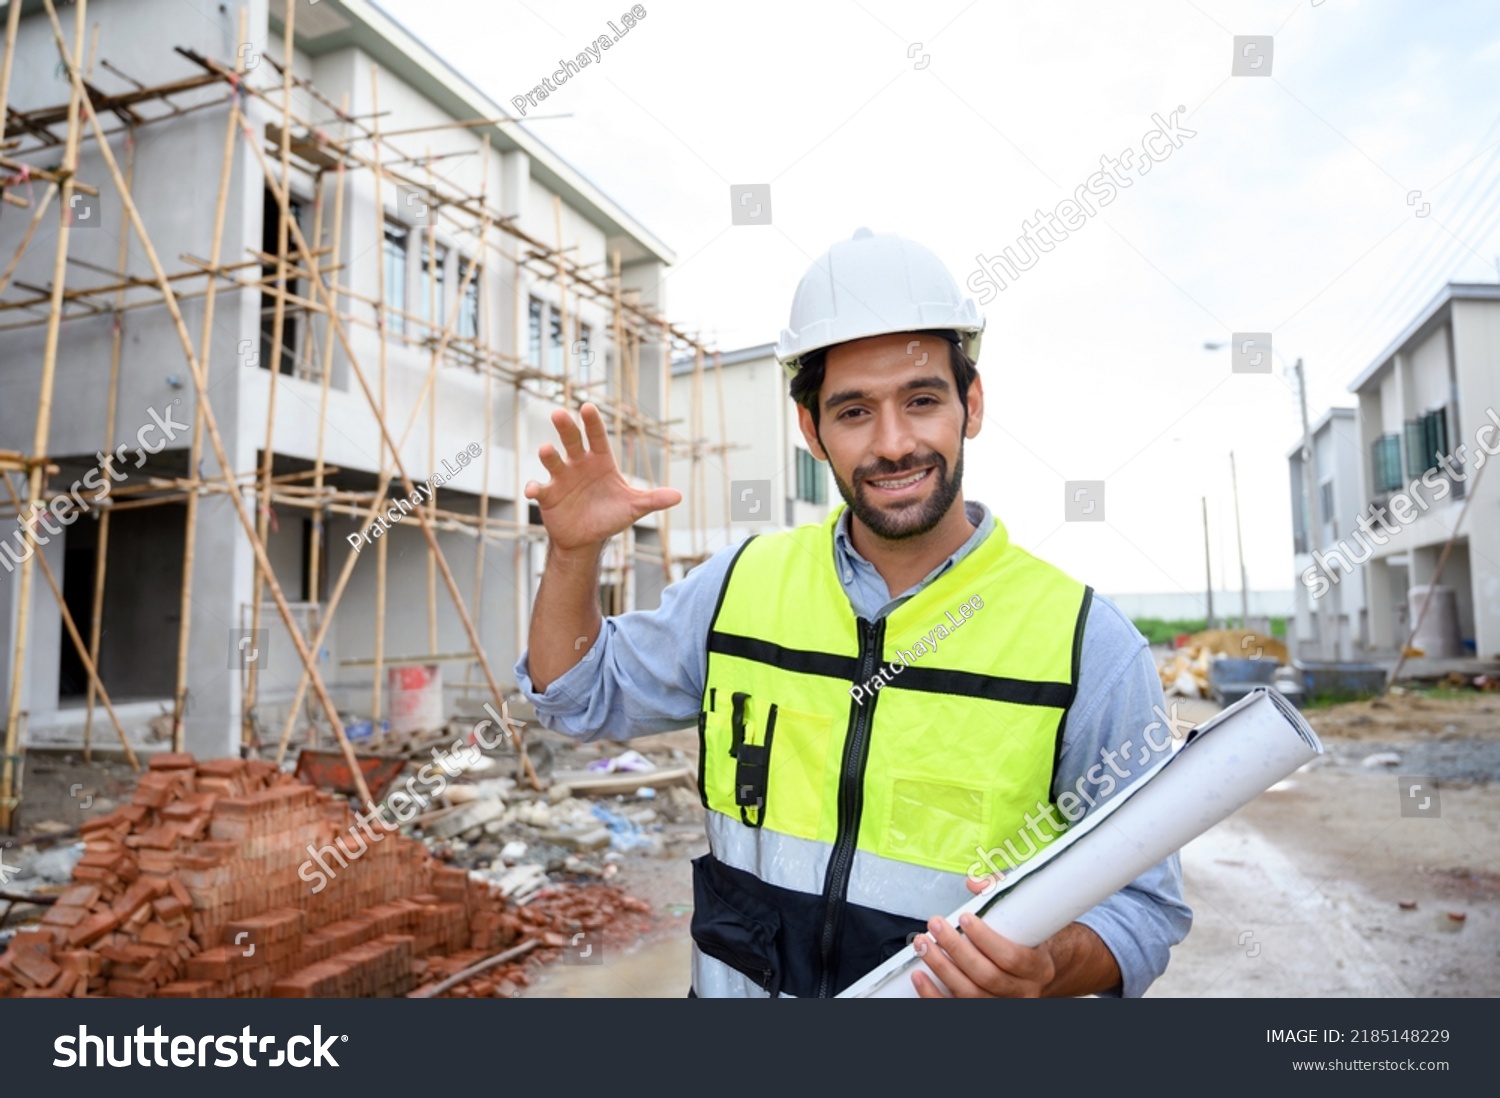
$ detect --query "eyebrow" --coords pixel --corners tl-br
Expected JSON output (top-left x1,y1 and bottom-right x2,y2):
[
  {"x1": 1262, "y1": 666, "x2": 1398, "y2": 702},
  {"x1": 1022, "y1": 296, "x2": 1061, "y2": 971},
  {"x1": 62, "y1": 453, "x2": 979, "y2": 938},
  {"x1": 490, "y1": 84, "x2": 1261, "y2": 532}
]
[{"x1": 823, "y1": 374, "x2": 952, "y2": 412}]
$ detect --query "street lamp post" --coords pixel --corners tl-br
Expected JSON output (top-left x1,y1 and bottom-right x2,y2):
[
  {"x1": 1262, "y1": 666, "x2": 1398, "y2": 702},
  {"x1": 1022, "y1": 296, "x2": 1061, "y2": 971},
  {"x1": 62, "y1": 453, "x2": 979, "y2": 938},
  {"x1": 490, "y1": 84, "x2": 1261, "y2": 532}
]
[{"x1": 1204, "y1": 341, "x2": 1326, "y2": 654}]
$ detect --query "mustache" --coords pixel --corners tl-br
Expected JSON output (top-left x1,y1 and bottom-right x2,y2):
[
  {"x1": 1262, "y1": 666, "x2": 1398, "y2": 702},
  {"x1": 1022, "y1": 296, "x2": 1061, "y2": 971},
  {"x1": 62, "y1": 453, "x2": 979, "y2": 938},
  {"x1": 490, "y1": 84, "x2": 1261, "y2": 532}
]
[{"x1": 855, "y1": 453, "x2": 945, "y2": 484}]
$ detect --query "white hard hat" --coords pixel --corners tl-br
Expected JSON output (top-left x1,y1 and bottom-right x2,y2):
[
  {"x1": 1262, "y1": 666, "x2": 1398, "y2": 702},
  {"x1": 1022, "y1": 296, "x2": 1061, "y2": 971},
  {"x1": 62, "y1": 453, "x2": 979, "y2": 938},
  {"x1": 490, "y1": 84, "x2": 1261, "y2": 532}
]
[{"x1": 774, "y1": 227, "x2": 985, "y2": 376}]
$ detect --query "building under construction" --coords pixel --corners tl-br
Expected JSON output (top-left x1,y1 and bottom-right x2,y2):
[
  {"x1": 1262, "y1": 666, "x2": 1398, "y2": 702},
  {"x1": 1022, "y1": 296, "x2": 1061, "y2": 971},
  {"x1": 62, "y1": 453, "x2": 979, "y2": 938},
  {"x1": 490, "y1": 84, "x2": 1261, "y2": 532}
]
[{"x1": 0, "y1": 0, "x2": 735, "y2": 825}]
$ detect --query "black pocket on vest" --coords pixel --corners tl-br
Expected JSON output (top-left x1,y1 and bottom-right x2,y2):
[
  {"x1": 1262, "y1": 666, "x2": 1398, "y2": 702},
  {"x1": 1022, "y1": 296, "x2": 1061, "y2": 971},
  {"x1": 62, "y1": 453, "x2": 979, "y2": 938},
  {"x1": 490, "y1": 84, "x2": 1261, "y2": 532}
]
[{"x1": 690, "y1": 854, "x2": 783, "y2": 997}]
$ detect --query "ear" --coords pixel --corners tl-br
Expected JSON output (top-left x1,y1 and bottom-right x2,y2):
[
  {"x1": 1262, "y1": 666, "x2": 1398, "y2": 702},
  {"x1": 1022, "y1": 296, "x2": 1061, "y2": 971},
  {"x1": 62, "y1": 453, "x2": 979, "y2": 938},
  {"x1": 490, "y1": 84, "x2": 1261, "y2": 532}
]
[
  {"x1": 964, "y1": 371, "x2": 984, "y2": 439},
  {"x1": 796, "y1": 403, "x2": 828, "y2": 461}
]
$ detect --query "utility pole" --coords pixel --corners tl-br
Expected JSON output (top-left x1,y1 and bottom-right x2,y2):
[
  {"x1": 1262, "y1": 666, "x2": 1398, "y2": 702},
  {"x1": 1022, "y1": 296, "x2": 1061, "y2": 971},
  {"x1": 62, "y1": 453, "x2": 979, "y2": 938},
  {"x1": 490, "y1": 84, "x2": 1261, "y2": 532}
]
[
  {"x1": 1293, "y1": 357, "x2": 1325, "y2": 656},
  {"x1": 1229, "y1": 451, "x2": 1249, "y2": 630},
  {"x1": 1202, "y1": 495, "x2": 1215, "y2": 631}
]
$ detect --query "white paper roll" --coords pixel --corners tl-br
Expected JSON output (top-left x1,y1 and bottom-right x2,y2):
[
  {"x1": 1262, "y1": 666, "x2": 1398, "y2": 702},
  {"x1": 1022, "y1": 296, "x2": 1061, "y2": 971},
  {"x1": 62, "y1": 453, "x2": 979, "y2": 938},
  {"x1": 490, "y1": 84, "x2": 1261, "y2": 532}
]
[{"x1": 842, "y1": 688, "x2": 1322, "y2": 997}]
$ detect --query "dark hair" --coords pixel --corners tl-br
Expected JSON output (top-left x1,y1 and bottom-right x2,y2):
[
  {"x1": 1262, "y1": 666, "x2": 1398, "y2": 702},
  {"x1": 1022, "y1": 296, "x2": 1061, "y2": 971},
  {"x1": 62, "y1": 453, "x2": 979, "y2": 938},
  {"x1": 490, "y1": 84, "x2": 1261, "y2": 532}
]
[{"x1": 789, "y1": 330, "x2": 978, "y2": 431}]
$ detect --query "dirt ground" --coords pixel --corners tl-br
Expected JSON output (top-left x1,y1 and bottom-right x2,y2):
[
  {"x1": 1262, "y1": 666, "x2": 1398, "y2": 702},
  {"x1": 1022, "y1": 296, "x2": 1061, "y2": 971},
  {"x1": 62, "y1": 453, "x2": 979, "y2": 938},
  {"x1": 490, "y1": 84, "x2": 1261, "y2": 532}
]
[{"x1": 5, "y1": 691, "x2": 1496, "y2": 998}]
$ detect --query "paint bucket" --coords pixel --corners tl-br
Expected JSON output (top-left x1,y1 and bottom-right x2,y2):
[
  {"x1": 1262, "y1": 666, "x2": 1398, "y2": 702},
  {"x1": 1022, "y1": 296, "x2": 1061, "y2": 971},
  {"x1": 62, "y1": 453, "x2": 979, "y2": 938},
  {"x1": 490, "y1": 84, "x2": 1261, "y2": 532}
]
[{"x1": 387, "y1": 663, "x2": 444, "y2": 734}]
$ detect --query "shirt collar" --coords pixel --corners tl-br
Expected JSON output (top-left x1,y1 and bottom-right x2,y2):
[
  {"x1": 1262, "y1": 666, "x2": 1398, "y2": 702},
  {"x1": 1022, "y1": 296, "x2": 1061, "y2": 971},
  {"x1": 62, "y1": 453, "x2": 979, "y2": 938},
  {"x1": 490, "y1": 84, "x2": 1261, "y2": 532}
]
[{"x1": 833, "y1": 499, "x2": 995, "y2": 593}]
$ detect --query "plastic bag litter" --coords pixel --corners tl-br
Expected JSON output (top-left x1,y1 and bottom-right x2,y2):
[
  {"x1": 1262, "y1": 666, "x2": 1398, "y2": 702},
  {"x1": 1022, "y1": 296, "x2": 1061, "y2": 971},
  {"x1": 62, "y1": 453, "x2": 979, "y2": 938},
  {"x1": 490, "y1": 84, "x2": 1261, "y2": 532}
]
[
  {"x1": 586, "y1": 749, "x2": 656, "y2": 774},
  {"x1": 590, "y1": 803, "x2": 655, "y2": 851}
]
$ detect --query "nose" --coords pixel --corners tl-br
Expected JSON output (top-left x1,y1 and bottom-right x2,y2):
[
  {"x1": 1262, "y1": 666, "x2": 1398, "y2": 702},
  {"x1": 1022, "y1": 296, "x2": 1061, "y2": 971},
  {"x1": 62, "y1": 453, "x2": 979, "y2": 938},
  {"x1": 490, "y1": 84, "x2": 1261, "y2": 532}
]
[{"x1": 869, "y1": 406, "x2": 918, "y2": 466}]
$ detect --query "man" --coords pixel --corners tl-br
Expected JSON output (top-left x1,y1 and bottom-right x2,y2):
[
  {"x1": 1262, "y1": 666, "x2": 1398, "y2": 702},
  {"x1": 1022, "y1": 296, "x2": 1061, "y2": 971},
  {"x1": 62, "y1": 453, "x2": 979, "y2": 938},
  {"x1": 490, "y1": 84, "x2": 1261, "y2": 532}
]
[{"x1": 517, "y1": 228, "x2": 1191, "y2": 998}]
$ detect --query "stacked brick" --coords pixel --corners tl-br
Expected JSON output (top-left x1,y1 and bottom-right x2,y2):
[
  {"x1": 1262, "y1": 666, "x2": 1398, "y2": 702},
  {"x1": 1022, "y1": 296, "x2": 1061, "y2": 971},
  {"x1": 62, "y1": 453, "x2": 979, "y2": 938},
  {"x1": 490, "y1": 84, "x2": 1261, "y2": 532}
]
[{"x1": 0, "y1": 754, "x2": 652, "y2": 998}]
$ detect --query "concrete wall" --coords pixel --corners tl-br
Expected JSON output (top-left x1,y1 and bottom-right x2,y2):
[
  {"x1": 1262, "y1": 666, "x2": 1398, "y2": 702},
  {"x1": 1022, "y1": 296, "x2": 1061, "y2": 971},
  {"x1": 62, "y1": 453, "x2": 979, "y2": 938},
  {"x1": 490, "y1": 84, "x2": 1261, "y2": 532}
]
[{"x1": 1451, "y1": 300, "x2": 1500, "y2": 658}]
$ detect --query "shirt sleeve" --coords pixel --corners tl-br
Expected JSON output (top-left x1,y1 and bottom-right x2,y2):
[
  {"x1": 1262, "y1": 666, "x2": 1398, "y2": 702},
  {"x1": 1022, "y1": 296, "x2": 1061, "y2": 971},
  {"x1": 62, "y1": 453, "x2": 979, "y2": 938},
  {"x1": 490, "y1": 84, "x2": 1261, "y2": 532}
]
[
  {"x1": 1055, "y1": 593, "x2": 1194, "y2": 998},
  {"x1": 513, "y1": 541, "x2": 740, "y2": 741}
]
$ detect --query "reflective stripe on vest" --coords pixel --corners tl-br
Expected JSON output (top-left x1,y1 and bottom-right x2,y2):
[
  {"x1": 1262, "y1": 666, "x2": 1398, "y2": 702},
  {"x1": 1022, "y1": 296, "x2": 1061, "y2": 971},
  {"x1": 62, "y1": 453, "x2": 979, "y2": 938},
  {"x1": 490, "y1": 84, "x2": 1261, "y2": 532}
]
[{"x1": 690, "y1": 507, "x2": 1091, "y2": 997}]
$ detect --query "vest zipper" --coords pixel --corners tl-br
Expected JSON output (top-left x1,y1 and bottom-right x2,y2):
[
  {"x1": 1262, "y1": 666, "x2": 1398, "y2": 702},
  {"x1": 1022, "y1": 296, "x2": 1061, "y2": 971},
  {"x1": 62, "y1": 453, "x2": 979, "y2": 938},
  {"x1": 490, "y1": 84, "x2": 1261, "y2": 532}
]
[{"x1": 815, "y1": 615, "x2": 885, "y2": 997}]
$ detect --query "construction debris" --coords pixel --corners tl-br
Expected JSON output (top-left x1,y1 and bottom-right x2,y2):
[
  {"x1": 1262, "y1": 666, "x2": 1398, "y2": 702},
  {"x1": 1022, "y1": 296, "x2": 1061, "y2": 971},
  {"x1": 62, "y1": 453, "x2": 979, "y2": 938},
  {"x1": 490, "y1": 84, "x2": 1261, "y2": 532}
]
[
  {"x1": 1156, "y1": 629, "x2": 1288, "y2": 698},
  {"x1": 0, "y1": 754, "x2": 651, "y2": 998}
]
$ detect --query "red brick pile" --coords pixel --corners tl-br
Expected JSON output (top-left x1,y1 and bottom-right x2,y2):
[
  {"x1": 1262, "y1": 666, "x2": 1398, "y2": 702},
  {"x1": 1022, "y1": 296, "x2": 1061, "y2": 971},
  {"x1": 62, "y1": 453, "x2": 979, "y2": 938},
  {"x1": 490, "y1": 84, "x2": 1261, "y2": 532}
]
[{"x1": 0, "y1": 753, "x2": 651, "y2": 998}]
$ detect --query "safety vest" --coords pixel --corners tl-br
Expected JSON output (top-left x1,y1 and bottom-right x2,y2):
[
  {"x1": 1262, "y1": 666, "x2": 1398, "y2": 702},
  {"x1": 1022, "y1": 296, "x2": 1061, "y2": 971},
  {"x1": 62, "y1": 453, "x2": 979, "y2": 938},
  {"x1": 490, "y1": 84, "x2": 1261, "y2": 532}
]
[{"x1": 691, "y1": 506, "x2": 1092, "y2": 997}]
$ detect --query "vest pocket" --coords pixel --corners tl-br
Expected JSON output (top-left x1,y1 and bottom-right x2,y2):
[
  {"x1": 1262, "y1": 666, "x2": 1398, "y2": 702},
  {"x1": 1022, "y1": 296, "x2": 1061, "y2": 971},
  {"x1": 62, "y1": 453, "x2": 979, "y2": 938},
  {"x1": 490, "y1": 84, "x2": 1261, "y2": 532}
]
[
  {"x1": 690, "y1": 854, "x2": 783, "y2": 997},
  {"x1": 885, "y1": 775, "x2": 988, "y2": 872}
]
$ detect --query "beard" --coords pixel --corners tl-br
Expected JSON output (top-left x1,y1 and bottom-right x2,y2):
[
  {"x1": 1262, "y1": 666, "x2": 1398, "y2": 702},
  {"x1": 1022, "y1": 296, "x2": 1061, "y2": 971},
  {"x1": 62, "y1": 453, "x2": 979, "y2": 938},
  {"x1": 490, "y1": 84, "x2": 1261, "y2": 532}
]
[{"x1": 830, "y1": 444, "x2": 964, "y2": 541}]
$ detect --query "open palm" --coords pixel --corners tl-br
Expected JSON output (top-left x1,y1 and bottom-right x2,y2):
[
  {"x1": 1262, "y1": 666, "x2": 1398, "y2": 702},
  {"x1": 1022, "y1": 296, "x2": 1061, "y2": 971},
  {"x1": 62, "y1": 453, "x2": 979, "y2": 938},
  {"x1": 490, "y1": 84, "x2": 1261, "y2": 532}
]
[{"x1": 524, "y1": 403, "x2": 682, "y2": 552}]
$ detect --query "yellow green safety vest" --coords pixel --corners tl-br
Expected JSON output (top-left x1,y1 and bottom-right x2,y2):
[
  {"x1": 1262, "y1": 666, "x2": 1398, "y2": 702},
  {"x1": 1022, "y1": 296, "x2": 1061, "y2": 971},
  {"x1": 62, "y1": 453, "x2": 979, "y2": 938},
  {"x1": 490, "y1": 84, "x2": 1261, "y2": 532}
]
[{"x1": 691, "y1": 506, "x2": 1092, "y2": 997}]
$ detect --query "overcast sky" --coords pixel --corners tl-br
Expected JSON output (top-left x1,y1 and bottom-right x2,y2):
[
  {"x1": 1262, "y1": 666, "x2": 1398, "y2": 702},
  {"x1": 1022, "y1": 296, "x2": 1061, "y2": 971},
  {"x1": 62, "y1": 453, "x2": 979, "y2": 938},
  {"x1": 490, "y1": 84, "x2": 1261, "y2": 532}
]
[{"x1": 378, "y1": 0, "x2": 1500, "y2": 603}]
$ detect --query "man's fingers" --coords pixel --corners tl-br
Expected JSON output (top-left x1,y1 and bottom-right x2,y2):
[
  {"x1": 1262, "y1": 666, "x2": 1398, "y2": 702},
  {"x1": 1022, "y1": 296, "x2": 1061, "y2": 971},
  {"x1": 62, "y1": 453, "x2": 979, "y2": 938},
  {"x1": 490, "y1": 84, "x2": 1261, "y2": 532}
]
[
  {"x1": 633, "y1": 486, "x2": 683, "y2": 516},
  {"x1": 523, "y1": 479, "x2": 542, "y2": 501},
  {"x1": 913, "y1": 923, "x2": 985, "y2": 998},
  {"x1": 911, "y1": 970, "x2": 948, "y2": 998},
  {"x1": 957, "y1": 913, "x2": 1051, "y2": 982},
  {"x1": 580, "y1": 402, "x2": 611, "y2": 455},
  {"x1": 552, "y1": 408, "x2": 586, "y2": 459},
  {"x1": 538, "y1": 442, "x2": 565, "y2": 476}
]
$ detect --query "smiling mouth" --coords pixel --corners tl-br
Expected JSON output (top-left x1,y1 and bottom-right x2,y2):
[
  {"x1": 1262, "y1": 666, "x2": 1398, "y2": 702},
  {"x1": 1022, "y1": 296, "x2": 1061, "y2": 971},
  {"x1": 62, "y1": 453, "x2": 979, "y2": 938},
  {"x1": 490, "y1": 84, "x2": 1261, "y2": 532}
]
[{"x1": 864, "y1": 467, "x2": 933, "y2": 494}]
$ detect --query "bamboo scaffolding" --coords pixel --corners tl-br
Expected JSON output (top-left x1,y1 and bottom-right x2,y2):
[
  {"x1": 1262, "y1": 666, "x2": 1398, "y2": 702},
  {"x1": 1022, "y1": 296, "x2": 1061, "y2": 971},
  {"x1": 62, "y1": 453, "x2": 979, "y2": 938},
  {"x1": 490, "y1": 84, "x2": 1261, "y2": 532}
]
[
  {"x1": 0, "y1": 10, "x2": 725, "y2": 824},
  {"x1": 1, "y1": 0, "x2": 86, "y2": 833},
  {"x1": 37, "y1": 0, "x2": 375, "y2": 807}
]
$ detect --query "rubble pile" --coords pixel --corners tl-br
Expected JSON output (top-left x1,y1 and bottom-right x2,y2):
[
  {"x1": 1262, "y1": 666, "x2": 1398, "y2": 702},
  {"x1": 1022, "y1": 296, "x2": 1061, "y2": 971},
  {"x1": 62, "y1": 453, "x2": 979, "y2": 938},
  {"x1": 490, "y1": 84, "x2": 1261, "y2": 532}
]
[
  {"x1": 1156, "y1": 629, "x2": 1289, "y2": 699},
  {"x1": 0, "y1": 753, "x2": 650, "y2": 999}
]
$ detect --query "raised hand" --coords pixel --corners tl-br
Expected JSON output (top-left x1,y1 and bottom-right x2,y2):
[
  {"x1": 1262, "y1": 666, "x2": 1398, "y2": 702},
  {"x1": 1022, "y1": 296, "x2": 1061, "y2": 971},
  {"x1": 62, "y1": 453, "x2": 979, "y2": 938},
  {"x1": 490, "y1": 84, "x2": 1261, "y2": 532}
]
[{"x1": 523, "y1": 402, "x2": 682, "y2": 553}]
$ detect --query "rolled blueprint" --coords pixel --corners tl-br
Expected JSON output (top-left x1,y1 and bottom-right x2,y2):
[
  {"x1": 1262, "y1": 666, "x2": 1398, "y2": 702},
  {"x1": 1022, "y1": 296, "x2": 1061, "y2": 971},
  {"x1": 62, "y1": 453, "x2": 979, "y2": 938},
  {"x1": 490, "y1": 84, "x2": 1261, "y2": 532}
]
[{"x1": 841, "y1": 687, "x2": 1322, "y2": 997}]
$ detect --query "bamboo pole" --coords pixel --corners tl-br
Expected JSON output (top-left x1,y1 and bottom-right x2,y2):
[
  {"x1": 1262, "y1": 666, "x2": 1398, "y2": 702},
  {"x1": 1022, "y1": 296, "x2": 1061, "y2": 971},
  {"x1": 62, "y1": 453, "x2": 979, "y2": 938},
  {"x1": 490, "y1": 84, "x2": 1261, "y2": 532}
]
[
  {"x1": 2, "y1": 0, "x2": 85, "y2": 833},
  {"x1": 0, "y1": 0, "x2": 23, "y2": 147},
  {"x1": 467, "y1": 135, "x2": 493, "y2": 691},
  {"x1": 423, "y1": 148, "x2": 439, "y2": 657},
  {"x1": 84, "y1": 129, "x2": 135, "y2": 762},
  {"x1": 512, "y1": 229, "x2": 527, "y2": 660},
  {"x1": 244, "y1": 0, "x2": 299, "y2": 748},
  {"x1": 307, "y1": 94, "x2": 350, "y2": 615},
  {"x1": 171, "y1": 5, "x2": 249, "y2": 753},
  {"x1": 369, "y1": 64, "x2": 388, "y2": 726},
  {"x1": 554, "y1": 194, "x2": 570, "y2": 408},
  {"x1": 40, "y1": 0, "x2": 373, "y2": 807}
]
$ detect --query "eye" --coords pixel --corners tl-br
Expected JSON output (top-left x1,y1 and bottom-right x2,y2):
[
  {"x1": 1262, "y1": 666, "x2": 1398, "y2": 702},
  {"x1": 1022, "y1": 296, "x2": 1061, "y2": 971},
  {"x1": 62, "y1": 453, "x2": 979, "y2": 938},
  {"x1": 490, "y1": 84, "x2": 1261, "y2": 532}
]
[
  {"x1": 836, "y1": 406, "x2": 869, "y2": 421},
  {"x1": 910, "y1": 394, "x2": 940, "y2": 408}
]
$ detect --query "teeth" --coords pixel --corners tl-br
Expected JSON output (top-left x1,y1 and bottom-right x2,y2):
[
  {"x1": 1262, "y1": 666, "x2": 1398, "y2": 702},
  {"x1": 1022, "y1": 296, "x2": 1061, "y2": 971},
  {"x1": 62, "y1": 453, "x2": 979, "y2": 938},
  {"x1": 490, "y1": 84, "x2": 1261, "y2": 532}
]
[{"x1": 871, "y1": 469, "x2": 928, "y2": 489}]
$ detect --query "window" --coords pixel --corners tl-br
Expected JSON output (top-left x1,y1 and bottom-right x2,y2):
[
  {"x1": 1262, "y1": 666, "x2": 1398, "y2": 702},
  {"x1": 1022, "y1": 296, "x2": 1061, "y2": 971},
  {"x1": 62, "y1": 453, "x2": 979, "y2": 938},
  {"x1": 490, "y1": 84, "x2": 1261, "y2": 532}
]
[
  {"x1": 259, "y1": 187, "x2": 304, "y2": 375},
  {"x1": 548, "y1": 305, "x2": 564, "y2": 376},
  {"x1": 1372, "y1": 434, "x2": 1403, "y2": 495},
  {"x1": 383, "y1": 222, "x2": 408, "y2": 334},
  {"x1": 527, "y1": 297, "x2": 543, "y2": 369},
  {"x1": 1318, "y1": 480, "x2": 1334, "y2": 528},
  {"x1": 1403, "y1": 407, "x2": 1448, "y2": 480},
  {"x1": 457, "y1": 258, "x2": 480, "y2": 341},
  {"x1": 418, "y1": 241, "x2": 447, "y2": 337},
  {"x1": 795, "y1": 447, "x2": 826, "y2": 505},
  {"x1": 576, "y1": 323, "x2": 592, "y2": 388}
]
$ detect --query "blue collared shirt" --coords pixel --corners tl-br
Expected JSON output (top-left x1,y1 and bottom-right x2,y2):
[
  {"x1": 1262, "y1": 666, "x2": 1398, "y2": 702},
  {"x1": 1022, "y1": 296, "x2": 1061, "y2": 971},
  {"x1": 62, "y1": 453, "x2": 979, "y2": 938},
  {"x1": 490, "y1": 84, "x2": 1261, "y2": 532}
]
[{"x1": 516, "y1": 501, "x2": 1192, "y2": 996}]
